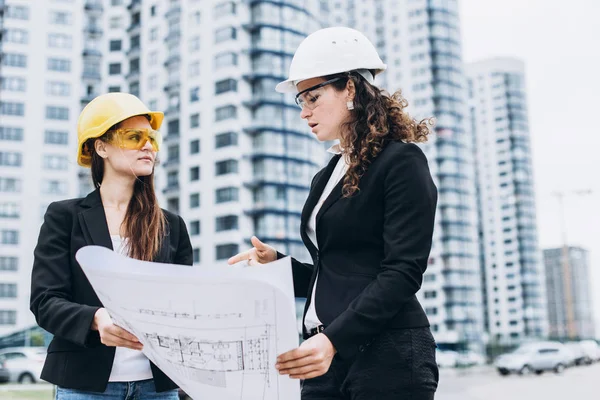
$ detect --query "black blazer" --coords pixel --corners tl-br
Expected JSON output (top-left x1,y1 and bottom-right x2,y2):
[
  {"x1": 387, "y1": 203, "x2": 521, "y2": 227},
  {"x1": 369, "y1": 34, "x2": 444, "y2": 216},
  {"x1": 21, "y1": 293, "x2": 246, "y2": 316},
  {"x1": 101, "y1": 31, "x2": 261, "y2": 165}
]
[
  {"x1": 30, "y1": 189, "x2": 193, "y2": 393},
  {"x1": 279, "y1": 141, "x2": 438, "y2": 361}
]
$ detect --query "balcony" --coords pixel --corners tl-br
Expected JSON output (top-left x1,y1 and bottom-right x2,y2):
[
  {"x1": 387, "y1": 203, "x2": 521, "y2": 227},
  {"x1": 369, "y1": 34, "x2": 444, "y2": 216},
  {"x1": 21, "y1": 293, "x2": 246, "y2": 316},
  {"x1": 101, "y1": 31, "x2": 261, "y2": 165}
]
[
  {"x1": 164, "y1": 29, "x2": 181, "y2": 43},
  {"x1": 163, "y1": 54, "x2": 181, "y2": 67},
  {"x1": 82, "y1": 70, "x2": 101, "y2": 81},
  {"x1": 125, "y1": 69, "x2": 140, "y2": 81},
  {"x1": 165, "y1": 6, "x2": 181, "y2": 19},
  {"x1": 162, "y1": 183, "x2": 180, "y2": 195},
  {"x1": 84, "y1": 25, "x2": 103, "y2": 36},
  {"x1": 127, "y1": 0, "x2": 141, "y2": 11},
  {"x1": 163, "y1": 133, "x2": 180, "y2": 144},
  {"x1": 163, "y1": 80, "x2": 181, "y2": 93},
  {"x1": 126, "y1": 46, "x2": 140, "y2": 58},
  {"x1": 82, "y1": 48, "x2": 102, "y2": 58},
  {"x1": 162, "y1": 158, "x2": 180, "y2": 169},
  {"x1": 127, "y1": 22, "x2": 141, "y2": 34},
  {"x1": 84, "y1": 0, "x2": 103, "y2": 12}
]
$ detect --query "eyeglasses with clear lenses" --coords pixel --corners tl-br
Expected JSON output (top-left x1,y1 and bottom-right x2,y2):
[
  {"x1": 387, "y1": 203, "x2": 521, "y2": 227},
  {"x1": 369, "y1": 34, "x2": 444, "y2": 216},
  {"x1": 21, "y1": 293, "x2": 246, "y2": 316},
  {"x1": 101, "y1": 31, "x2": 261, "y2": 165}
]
[
  {"x1": 294, "y1": 77, "x2": 343, "y2": 110},
  {"x1": 106, "y1": 128, "x2": 162, "y2": 152}
]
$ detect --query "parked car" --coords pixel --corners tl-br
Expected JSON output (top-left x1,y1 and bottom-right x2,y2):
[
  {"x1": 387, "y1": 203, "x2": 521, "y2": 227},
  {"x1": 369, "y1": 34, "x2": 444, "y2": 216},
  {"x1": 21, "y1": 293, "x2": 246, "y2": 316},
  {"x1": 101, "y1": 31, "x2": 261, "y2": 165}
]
[
  {"x1": 579, "y1": 340, "x2": 600, "y2": 363},
  {"x1": 564, "y1": 342, "x2": 590, "y2": 366},
  {"x1": 456, "y1": 351, "x2": 486, "y2": 367},
  {"x1": 0, "y1": 358, "x2": 10, "y2": 383},
  {"x1": 494, "y1": 341, "x2": 570, "y2": 376},
  {"x1": 436, "y1": 349, "x2": 458, "y2": 368},
  {"x1": 0, "y1": 347, "x2": 46, "y2": 383}
]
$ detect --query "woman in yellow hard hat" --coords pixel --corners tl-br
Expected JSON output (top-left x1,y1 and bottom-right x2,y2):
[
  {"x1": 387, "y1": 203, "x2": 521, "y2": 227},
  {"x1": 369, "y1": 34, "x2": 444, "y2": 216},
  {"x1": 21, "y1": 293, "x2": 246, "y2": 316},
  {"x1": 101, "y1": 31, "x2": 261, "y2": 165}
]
[
  {"x1": 229, "y1": 27, "x2": 439, "y2": 399},
  {"x1": 30, "y1": 93, "x2": 192, "y2": 399}
]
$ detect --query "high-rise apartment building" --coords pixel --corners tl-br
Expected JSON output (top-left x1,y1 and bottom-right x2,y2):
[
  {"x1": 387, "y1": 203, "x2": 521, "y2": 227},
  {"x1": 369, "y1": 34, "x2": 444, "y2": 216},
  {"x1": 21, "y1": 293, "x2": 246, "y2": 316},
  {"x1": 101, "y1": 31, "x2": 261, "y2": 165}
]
[{"x1": 467, "y1": 58, "x2": 547, "y2": 344}]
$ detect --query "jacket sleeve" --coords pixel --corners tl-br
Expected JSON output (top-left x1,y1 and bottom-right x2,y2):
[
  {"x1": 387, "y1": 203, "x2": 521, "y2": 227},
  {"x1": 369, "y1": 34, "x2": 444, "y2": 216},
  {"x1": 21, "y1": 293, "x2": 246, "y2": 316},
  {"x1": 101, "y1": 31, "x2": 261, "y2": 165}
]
[
  {"x1": 276, "y1": 251, "x2": 313, "y2": 298},
  {"x1": 30, "y1": 201, "x2": 101, "y2": 347},
  {"x1": 174, "y1": 215, "x2": 193, "y2": 266},
  {"x1": 323, "y1": 144, "x2": 438, "y2": 360}
]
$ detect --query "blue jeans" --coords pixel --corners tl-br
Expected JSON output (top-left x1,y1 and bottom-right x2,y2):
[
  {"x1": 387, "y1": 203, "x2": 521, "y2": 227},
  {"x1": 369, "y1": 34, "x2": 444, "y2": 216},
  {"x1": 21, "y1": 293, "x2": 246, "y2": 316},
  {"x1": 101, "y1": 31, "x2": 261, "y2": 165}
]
[{"x1": 56, "y1": 379, "x2": 179, "y2": 400}]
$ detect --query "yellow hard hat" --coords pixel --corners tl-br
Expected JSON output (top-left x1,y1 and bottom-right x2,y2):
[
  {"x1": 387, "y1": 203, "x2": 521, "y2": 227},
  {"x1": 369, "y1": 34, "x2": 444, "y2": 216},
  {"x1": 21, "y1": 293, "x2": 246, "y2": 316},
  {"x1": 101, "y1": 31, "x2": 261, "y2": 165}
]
[{"x1": 76, "y1": 92, "x2": 164, "y2": 167}]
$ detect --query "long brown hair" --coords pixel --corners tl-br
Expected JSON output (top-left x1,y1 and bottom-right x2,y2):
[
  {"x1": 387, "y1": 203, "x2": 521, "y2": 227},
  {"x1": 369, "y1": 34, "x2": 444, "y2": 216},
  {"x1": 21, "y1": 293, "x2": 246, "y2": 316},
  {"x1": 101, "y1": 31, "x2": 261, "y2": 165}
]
[
  {"x1": 85, "y1": 127, "x2": 166, "y2": 261},
  {"x1": 327, "y1": 72, "x2": 434, "y2": 197}
]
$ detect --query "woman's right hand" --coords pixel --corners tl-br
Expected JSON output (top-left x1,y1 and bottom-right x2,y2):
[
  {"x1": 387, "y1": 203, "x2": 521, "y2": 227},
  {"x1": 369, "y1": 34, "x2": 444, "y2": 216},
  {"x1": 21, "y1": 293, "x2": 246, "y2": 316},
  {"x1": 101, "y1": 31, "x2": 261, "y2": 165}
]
[
  {"x1": 228, "y1": 236, "x2": 277, "y2": 266},
  {"x1": 92, "y1": 308, "x2": 143, "y2": 350}
]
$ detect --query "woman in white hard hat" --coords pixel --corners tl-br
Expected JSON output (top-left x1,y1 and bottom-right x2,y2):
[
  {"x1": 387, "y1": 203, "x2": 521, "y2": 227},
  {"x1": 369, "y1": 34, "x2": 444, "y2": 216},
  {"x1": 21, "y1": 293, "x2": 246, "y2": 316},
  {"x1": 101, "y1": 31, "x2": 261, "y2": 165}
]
[
  {"x1": 30, "y1": 93, "x2": 192, "y2": 399},
  {"x1": 229, "y1": 27, "x2": 438, "y2": 399}
]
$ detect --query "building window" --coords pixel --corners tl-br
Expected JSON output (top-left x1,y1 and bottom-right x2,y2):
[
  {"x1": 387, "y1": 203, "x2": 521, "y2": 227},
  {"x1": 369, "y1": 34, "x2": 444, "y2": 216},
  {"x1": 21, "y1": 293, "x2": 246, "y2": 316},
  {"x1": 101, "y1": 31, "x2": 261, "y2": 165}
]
[
  {"x1": 189, "y1": 36, "x2": 200, "y2": 52},
  {"x1": 424, "y1": 291, "x2": 437, "y2": 299},
  {"x1": 216, "y1": 244, "x2": 239, "y2": 260},
  {"x1": 214, "y1": 27, "x2": 236, "y2": 43},
  {"x1": 4, "y1": 29, "x2": 29, "y2": 44},
  {"x1": 50, "y1": 11, "x2": 72, "y2": 25},
  {"x1": 190, "y1": 114, "x2": 200, "y2": 129},
  {"x1": 0, "y1": 127, "x2": 24, "y2": 142},
  {"x1": 109, "y1": 63, "x2": 122, "y2": 75},
  {"x1": 43, "y1": 155, "x2": 69, "y2": 170},
  {"x1": 190, "y1": 221, "x2": 200, "y2": 236},
  {"x1": 0, "y1": 152, "x2": 22, "y2": 167},
  {"x1": 110, "y1": 16, "x2": 122, "y2": 28},
  {"x1": 1, "y1": 77, "x2": 26, "y2": 92},
  {"x1": 193, "y1": 248, "x2": 201, "y2": 263},
  {"x1": 167, "y1": 119, "x2": 180, "y2": 136},
  {"x1": 48, "y1": 34, "x2": 73, "y2": 49},
  {"x1": 110, "y1": 40, "x2": 122, "y2": 51},
  {"x1": 214, "y1": 52, "x2": 237, "y2": 68},
  {"x1": 0, "y1": 310, "x2": 16, "y2": 326},
  {"x1": 215, "y1": 159, "x2": 238, "y2": 176},
  {"x1": 214, "y1": 2, "x2": 236, "y2": 18},
  {"x1": 0, "y1": 257, "x2": 18, "y2": 271},
  {"x1": 111, "y1": 0, "x2": 123, "y2": 5},
  {"x1": 0, "y1": 202, "x2": 19, "y2": 218},
  {"x1": 167, "y1": 198, "x2": 179, "y2": 214},
  {"x1": 215, "y1": 105, "x2": 237, "y2": 121},
  {"x1": 1, "y1": 230, "x2": 19, "y2": 245},
  {"x1": 189, "y1": 11, "x2": 201, "y2": 25},
  {"x1": 189, "y1": 61, "x2": 200, "y2": 78},
  {"x1": 108, "y1": 86, "x2": 121, "y2": 93},
  {"x1": 42, "y1": 180, "x2": 67, "y2": 195},
  {"x1": 46, "y1": 81, "x2": 71, "y2": 97},
  {"x1": 216, "y1": 187, "x2": 239, "y2": 204},
  {"x1": 150, "y1": 5, "x2": 156, "y2": 16},
  {"x1": 2, "y1": 53, "x2": 27, "y2": 68},
  {"x1": 215, "y1": 132, "x2": 238, "y2": 148},
  {"x1": 190, "y1": 193, "x2": 200, "y2": 208},
  {"x1": 46, "y1": 106, "x2": 69, "y2": 120},
  {"x1": 44, "y1": 130, "x2": 68, "y2": 145},
  {"x1": 47, "y1": 58, "x2": 70, "y2": 72},
  {"x1": 216, "y1": 215, "x2": 238, "y2": 232},
  {"x1": 0, "y1": 102, "x2": 25, "y2": 116},
  {"x1": 190, "y1": 87, "x2": 200, "y2": 103},
  {"x1": 189, "y1": 139, "x2": 200, "y2": 155},
  {"x1": 190, "y1": 166, "x2": 200, "y2": 181},
  {"x1": 6, "y1": 5, "x2": 29, "y2": 20},
  {"x1": 0, "y1": 178, "x2": 21, "y2": 193},
  {"x1": 0, "y1": 284, "x2": 17, "y2": 298},
  {"x1": 215, "y1": 79, "x2": 237, "y2": 95}
]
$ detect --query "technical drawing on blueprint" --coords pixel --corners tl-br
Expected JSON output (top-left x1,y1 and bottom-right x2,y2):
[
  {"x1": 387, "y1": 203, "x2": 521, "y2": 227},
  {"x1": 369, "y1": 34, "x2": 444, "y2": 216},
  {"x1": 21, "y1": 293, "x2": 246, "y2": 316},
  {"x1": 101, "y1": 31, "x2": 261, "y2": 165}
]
[{"x1": 76, "y1": 246, "x2": 300, "y2": 400}]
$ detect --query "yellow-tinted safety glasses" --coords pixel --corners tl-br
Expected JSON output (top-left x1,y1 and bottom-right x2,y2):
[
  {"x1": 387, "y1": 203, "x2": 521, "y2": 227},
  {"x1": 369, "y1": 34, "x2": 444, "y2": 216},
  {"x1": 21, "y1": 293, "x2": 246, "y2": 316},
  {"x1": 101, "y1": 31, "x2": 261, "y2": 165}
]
[{"x1": 106, "y1": 128, "x2": 162, "y2": 152}]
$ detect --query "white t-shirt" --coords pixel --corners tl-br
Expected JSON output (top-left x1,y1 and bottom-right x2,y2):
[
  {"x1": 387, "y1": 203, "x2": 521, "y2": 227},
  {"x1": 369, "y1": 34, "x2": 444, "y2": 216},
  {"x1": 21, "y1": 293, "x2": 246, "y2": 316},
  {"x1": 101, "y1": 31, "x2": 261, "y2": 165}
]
[
  {"x1": 304, "y1": 144, "x2": 349, "y2": 330},
  {"x1": 108, "y1": 235, "x2": 153, "y2": 382}
]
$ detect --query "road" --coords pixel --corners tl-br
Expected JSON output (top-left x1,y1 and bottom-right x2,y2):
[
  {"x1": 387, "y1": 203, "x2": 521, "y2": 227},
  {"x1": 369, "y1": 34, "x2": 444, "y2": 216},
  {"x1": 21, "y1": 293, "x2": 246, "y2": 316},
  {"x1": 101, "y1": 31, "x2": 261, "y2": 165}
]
[{"x1": 438, "y1": 363, "x2": 597, "y2": 399}]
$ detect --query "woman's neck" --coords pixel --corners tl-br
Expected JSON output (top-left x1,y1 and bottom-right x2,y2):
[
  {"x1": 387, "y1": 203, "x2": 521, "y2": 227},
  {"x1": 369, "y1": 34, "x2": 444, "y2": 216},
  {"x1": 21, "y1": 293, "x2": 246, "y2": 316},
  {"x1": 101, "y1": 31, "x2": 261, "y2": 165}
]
[{"x1": 99, "y1": 172, "x2": 136, "y2": 211}]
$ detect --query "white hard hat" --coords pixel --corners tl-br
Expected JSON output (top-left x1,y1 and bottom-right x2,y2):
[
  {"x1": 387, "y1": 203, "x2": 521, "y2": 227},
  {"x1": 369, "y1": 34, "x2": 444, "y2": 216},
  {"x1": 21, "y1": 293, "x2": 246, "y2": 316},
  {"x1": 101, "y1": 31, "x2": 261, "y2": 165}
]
[{"x1": 275, "y1": 27, "x2": 387, "y2": 93}]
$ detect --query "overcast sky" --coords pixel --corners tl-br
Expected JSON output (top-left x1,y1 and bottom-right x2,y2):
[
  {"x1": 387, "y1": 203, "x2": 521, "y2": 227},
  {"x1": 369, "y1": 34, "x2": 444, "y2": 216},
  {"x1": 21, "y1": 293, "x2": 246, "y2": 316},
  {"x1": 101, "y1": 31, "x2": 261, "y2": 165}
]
[{"x1": 459, "y1": 0, "x2": 600, "y2": 336}]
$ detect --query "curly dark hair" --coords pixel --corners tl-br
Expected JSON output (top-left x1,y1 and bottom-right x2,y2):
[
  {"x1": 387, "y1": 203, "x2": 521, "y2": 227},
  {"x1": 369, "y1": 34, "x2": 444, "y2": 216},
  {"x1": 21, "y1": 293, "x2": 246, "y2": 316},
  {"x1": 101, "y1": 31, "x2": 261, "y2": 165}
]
[{"x1": 326, "y1": 72, "x2": 435, "y2": 197}]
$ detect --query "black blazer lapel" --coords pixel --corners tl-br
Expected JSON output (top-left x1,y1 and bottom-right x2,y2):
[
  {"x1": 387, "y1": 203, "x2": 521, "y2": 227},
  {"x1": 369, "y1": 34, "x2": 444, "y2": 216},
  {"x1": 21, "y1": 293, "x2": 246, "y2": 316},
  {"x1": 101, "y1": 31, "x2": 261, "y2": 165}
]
[
  {"x1": 77, "y1": 189, "x2": 113, "y2": 251},
  {"x1": 301, "y1": 154, "x2": 342, "y2": 229}
]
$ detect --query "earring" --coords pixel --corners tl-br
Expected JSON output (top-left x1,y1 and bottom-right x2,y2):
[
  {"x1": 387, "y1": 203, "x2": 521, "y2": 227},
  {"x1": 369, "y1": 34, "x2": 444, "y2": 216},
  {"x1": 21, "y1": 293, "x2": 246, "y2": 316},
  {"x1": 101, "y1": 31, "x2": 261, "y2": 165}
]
[{"x1": 346, "y1": 101, "x2": 355, "y2": 110}]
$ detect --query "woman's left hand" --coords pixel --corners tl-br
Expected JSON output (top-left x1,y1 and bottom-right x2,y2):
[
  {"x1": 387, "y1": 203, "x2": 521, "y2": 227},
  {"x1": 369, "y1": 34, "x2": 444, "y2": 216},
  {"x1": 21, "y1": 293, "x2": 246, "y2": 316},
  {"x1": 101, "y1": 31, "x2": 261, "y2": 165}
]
[{"x1": 275, "y1": 333, "x2": 336, "y2": 379}]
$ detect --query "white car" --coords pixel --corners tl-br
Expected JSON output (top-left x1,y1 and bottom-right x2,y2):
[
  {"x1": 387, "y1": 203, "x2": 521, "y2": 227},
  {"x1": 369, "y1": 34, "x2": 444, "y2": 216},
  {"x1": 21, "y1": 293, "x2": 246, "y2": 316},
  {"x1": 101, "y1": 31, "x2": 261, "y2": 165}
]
[
  {"x1": 436, "y1": 349, "x2": 458, "y2": 368},
  {"x1": 0, "y1": 347, "x2": 46, "y2": 383},
  {"x1": 579, "y1": 340, "x2": 600, "y2": 363},
  {"x1": 494, "y1": 341, "x2": 571, "y2": 376}
]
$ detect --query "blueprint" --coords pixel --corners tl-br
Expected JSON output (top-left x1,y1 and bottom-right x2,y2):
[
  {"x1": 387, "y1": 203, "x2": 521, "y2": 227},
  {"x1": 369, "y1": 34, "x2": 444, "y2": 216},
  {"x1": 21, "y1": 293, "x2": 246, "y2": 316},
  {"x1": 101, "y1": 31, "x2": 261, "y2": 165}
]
[{"x1": 76, "y1": 245, "x2": 300, "y2": 400}]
